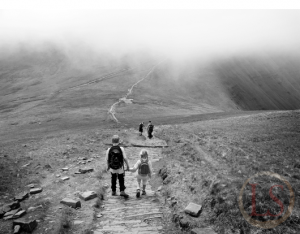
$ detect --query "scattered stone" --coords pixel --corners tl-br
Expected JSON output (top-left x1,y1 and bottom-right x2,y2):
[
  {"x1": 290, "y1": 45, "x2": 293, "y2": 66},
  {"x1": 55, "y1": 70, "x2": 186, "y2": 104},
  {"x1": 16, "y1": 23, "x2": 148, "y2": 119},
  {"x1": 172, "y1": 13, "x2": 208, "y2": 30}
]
[
  {"x1": 21, "y1": 163, "x2": 30, "y2": 168},
  {"x1": 14, "y1": 225, "x2": 21, "y2": 234},
  {"x1": 13, "y1": 210, "x2": 26, "y2": 219},
  {"x1": 74, "y1": 171, "x2": 82, "y2": 174},
  {"x1": 13, "y1": 219, "x2": 38, "y2": 233},
  {"x1": 14, "y1": 192, "x2": 29, "y2": 202},
  {"x1": 56, "y1": 174, "x2": 61, "y2": 177},
  {"x1": 79, "y1": 168, "x2": 94, "y2": 174},
  {"x1": 82, "y1": 157, "x2": 88, "y2": 160},
  {"x1": 60, "y1": 198, "x2": 81, "y2": 209},
  {"x1": 179, "y1": 218, "x2": 190, "y2": 229},
  {"x1": 27, "y1": 205, "x2": 42, "y2": 212},
  {"x1": 3, "y1": 215, "x2": 14, "y2": 220},
  {"x1": 191, "y1": 228, "x2": 217, "y2": 234},
  {"x1": 61, "y1": 176, "x2": 70, "y2": 181},
  {"x1": 96, "y1": 214, "x2": 102, "y2": 218},
  {"x1": 4, "y1": 208, "x2": 21, "y2": 217},
  {"x1": 0, "y1": 201, "x2": 20, "y2": 217},
  {"x1": 73, "y1": 220, "x2": 84, "y2": 225},
  {"x1": 157, "y1": 186, "x2": 162, "y2": 191},
  {"x1": 26, "y1": 184, "x2": 35, "y2": 188},
  {"x1": 79, "y1": 191, "x2": 97, "y2": 201},
  {"x1": 30, "y1": 188, "x2": 43, "y2": 194},
  {"x1": 23, "y1": 144, "x2": 27, "y2": 147},
  {"x1": 87, "y1": 159, "x2": 93, "y2": 162},
  {"x1": 61, "y1": 167, "x2": 69, "y2": 171},
  {"x1": 184, "y1": 202, "x2": 202, "y2": 217}
]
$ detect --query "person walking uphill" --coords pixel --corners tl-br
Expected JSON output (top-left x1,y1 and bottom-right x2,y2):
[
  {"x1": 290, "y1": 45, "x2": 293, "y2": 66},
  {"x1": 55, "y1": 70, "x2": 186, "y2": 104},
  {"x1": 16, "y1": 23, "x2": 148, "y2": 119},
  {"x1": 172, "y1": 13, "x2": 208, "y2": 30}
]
[
  {"x1": 129, "y1": 149, "x2": 152, "y2": 198},
  {"x1": 147, "y1": 121, "x2": 154, "y2": 139},
  {"x1": 106, "y1": 135, "x2": 130, "y2": 198},
  {"x1": 139, "y1": 122, "x2": 144, "y2": 136}
]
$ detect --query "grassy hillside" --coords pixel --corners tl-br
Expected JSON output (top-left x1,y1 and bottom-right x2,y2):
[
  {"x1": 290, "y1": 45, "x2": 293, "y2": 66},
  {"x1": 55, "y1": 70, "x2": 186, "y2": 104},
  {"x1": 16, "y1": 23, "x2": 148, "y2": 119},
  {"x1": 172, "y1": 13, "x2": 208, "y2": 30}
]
[{"x1": 210, "y1": 53, "x2": 300, "y2": 110}]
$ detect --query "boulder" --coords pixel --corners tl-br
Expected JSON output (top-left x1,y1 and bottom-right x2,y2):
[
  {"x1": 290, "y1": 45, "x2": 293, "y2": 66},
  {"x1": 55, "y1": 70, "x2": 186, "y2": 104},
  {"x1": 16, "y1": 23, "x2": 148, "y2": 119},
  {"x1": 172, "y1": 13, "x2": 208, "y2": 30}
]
[
  {"x1": 184, "y1": 202, "x2": 202, "y2": 217},
  {"x1": 79, "y1": 191, "x2": 97, "y2": 201},
  {"x1": 60, "y1": 198, "x2": 81, "y2": 209},
  {"x1": 30, "y1": 188, "x2": 43, "y2": 194},
  {"x1": 14, "y1": 192, "x2": 29, "y2": 202},
  {"x1": 13, "y1": 219, "x2": 38, "y2": 233},
  {"x1": 191, "y1": 228, "x2": 217, "y2": 234}
]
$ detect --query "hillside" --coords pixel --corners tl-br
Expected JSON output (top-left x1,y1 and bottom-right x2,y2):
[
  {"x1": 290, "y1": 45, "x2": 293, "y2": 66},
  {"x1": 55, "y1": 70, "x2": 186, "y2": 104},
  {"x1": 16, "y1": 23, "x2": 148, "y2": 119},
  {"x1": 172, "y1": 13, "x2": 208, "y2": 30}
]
[{"x1": 1, "y1": 45, "x2": 300, "y2": 233}]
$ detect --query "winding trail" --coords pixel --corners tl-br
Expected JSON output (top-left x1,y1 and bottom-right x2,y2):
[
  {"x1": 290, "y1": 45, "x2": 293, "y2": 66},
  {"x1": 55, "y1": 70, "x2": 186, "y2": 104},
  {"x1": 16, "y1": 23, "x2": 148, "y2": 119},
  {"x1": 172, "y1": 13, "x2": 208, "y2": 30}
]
[{"x1": 108, "y1": 60, "x2": 166, "y2": 123}]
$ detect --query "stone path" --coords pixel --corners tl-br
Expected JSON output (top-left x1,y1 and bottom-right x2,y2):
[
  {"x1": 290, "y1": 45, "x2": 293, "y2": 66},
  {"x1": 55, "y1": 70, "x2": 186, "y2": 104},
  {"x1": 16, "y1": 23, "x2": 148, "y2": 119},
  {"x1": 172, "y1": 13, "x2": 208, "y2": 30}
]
[{"x1": 94, "y1": 147, "x2": 165, "y2": 234}]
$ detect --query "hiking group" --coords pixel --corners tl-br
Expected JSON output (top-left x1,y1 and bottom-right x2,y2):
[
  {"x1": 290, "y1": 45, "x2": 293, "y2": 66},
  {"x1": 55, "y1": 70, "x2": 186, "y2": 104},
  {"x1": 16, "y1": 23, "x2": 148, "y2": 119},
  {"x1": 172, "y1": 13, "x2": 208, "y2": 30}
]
[
  {"x1": 139, "y1": 121, "x2": 154, "y2": 139},
  {"x1": 106, "y1": 135, "x2": 152, "y2": 199}
]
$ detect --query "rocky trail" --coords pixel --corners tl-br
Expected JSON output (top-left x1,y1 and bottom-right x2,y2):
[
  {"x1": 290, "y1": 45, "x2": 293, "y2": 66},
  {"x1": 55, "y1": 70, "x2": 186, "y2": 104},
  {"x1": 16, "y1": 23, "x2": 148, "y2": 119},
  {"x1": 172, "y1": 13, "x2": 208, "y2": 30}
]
[{"x1": 93, "y1": 143, "x2": 166, "y2": 234}]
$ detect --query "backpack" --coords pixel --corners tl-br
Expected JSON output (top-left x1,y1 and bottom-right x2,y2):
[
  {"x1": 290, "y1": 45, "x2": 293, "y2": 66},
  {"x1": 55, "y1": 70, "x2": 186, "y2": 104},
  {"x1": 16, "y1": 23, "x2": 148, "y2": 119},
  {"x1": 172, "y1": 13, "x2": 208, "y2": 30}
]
[
  {"x1": 139, "y1": 158, "x2": 150, "y2": 175},
  {"x1": 148, "y1": 124, "x2": 154, "y2": 133},
  {"x1": 108, "y1": 145, "x2": 124, "y2": 170}
]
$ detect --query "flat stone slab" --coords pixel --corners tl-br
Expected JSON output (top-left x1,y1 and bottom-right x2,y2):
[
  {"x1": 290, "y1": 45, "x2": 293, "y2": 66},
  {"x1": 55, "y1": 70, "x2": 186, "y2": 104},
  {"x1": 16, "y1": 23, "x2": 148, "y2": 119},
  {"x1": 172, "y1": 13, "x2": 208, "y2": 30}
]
[
  {"x1": 73, "y1": 220, "x2": 84, "y2": 225},
  {"x1": 30, "y1": 188, "x2": 43, "y2": 194},
  {"x1": 79, "y1": 191, "x2": 97, "y2": 201},
  {"x1": 191, "y1": 228, "x2": 217, "y2": 234},
  {"x1": 60, "y1": 198, "x2": 81, "y2": 209},
  {"x1": 13, "y1": 210, "x2": 26, "y2": 219},
  {"x1": 79, "y1": 168, "x2": 94, "y2": 174},
  {"x1": 184, "y1": 202, "x2": 202, "y2": 217},
  {"x1": 4, "y1": 208, "x2": 21, "y2": 217},
  {"x1": 13, "y1": 219, "x2": 38, "y2": 233},
  {"x1": 61, "y1": 176, "x2": 70, "y2": 181},
  {"x1": 0, "y1": 201, "x2": 20, "y2": 217},
  {"x1": 14, "y1": 192, "x2": 29, "y2": 202}
]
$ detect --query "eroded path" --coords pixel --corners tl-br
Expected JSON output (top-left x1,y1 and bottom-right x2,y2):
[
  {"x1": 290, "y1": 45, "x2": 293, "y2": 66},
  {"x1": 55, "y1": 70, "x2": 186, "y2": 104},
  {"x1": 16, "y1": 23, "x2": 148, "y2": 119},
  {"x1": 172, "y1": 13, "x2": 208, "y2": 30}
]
[
  {"x1": 94, "y1": 142, "x2": 166, "y2": 234},
  {"x1": 108, "y1": 60, "x2": 166, "y2": 123}
]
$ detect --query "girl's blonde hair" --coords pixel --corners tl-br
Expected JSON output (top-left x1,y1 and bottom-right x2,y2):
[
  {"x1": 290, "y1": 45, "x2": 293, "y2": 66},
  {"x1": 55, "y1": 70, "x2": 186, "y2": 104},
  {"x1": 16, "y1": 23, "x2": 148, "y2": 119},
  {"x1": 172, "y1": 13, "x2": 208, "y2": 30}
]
[{"x1": 140, "y1": 149, "x2": 148, "y2": 158}]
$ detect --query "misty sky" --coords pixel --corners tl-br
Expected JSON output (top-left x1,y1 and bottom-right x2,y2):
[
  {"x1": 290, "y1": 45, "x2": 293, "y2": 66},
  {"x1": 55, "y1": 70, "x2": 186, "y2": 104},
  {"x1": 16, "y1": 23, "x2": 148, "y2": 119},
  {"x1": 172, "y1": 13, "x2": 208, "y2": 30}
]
[{"x1": 0, "y1": 9, "x2": 300, "y2": 58}]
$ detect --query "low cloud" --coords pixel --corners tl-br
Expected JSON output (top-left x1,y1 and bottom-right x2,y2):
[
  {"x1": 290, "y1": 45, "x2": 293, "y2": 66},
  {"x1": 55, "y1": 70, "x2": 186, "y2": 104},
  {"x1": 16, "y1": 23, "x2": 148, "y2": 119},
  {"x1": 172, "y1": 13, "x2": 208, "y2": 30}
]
[{"x1": 0, "y1": 9, "x2": 300, "y2": 59}]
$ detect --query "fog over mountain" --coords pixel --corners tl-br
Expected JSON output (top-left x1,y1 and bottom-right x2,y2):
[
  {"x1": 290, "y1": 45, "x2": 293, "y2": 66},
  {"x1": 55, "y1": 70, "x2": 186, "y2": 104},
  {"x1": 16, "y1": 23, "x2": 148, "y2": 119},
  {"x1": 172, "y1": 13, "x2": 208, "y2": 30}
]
[
  {"x1": 1, "y1": 10, "x2": 300, "y2": 59},
  {"x1": 1, "y1": 9, "x2": 300, "y2": 117}
]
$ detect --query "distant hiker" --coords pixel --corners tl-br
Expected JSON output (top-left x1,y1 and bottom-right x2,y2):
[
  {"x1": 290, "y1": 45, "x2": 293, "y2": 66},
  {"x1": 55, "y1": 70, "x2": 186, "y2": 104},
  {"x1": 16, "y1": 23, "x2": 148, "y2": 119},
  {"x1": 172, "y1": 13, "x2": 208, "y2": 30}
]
[
  {"x1": 139, "y1": 122, "x2": 144, "y2": 136},
  {"x1": 106, "y1": 135, "x2": 130, "y2": 198},
  {"x1": 129, "y1": 149, "x2": 152, "y2": 197},
  {"x1": 147, "y1": 121, "x2": 154, "y2": 139}
]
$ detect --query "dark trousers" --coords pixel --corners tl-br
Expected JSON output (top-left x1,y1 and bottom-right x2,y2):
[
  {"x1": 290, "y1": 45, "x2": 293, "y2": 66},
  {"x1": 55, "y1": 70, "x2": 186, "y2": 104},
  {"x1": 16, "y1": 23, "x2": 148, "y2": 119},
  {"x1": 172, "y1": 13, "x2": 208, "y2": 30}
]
[
  {"x1": 111, "y1": 173, "x2": 126, "y2": 192},
  {"x1": 148, "y1": 131, "x2": 153, "y2": 139}
]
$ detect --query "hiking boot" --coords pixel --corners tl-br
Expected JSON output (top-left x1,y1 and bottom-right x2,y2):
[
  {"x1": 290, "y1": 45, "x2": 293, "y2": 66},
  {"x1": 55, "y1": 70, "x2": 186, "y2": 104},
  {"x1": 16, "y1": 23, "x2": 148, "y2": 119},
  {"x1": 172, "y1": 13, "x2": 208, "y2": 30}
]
[
  {"x1": 120, "y1": 191, "x2": 129, "y2": 198},
  {"x1": 142, "y1": 190, "x2": 146, "y2": 195},
  {"x1": 112, "y1": 191, "x2": 116, "y2": 196},
  {"x1": 136, "y1": 189, "x2": 140, "y2": 198}
]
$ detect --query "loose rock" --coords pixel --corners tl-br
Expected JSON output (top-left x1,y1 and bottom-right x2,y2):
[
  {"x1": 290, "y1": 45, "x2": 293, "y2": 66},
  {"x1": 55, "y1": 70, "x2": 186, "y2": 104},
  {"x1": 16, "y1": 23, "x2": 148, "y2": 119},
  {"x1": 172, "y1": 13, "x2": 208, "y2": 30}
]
[
  {"x1": 184, "y1": 202, "x2": 202, "y2": 217},
  {"x1": 79, "y1": 191, "x2": 97, "y2": 201},
  {"x1": 13, "y1": 219, "x2": 38, "y2": 233},
  {"x1": 14, "y1": 225, "x2": 21, "y2": 234},
  {"x1": 60, "y1": 198, "x2": 81, "y2": 209},
  {"x1": 30, "y1": 188, "x2": 43, "y2": 194},
  {"x1": 79, "y1": 168, "x2": 94, "y2": 174},
  {"x1": 61, "y1": 176, "x2": 70, "y2": 181},
  {"x1": 14, "y1": 192, "x2": 29, "y2": 202}
]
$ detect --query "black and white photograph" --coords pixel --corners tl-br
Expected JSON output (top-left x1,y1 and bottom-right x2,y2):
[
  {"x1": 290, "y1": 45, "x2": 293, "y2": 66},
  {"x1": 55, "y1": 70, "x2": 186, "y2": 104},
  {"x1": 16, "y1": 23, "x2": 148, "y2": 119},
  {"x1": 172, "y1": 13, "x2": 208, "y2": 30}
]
[{"x1": 0, "y1": 1, "x2": 300, "y2": 233}]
